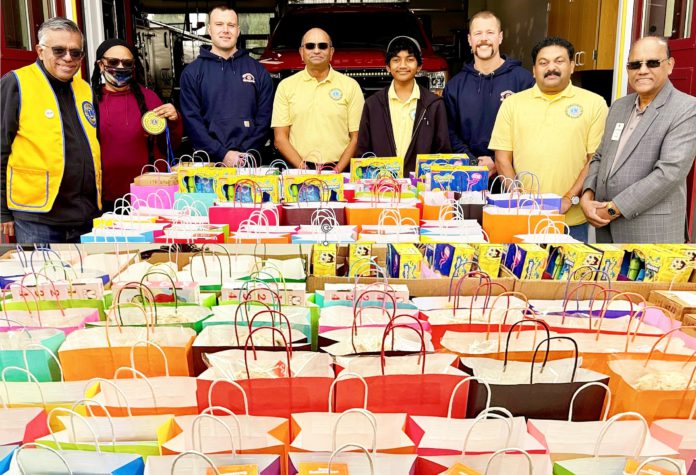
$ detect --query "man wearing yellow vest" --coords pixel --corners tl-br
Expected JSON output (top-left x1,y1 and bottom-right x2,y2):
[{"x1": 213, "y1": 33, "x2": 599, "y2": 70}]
[
  {"x1": 489, "y1": 37, "x2": 608, "y2": 242},
  {"x1": 1, "y1": 17, "x2": 101, "y2": 243}
]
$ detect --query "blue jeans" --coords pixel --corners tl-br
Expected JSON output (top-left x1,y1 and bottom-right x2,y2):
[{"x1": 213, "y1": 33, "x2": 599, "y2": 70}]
[
  {"x1": 14, "y1": 218, "x2": 92, "y2": 244},
  {"x1": 569, "y1": 223, "x2": 589, "y2": 242}
]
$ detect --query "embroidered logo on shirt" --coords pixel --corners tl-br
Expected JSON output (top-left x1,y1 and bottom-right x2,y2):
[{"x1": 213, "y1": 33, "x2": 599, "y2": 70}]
[
  {"x1": 82, "y1": 101, "x2": 97, "y2": 127},
  {"x1": 500, "y1": 90, "x2": 513, "y2": 101},
  {"x1": 242, "y1": 73, "x2": 256, "y2": 83},
  {"x1": 329, "y1": 88, "x2": 343, "y2": 101},
  {"x1": 566, "y1": 104, "x2": 583, "y2": 118}
]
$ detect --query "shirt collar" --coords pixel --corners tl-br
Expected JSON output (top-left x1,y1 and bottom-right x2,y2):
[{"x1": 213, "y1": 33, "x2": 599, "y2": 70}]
[
  {"x1": 388, "y1": 80, "x2": 420, "y2": 103},
  {"x1": 634, "y1": 95, "x2": 648, "y2": 114},
  {"x1": 301, "y1": 66, "x2": 335, "y2": 83},
  {"x1": 532, "y1": 83, "x2": 575, "y2": 101}
]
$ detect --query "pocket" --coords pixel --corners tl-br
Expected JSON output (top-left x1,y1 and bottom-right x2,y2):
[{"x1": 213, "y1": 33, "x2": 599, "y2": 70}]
[
  {"x1": 8, "y1": 166, "x2": 50, "y2": 209},
  {"x1": 642, "y1": 200, "x2": 672, "y2": 215},
  {"x1": 209, "y1": 117, "x2": 254, "y2": 147}
]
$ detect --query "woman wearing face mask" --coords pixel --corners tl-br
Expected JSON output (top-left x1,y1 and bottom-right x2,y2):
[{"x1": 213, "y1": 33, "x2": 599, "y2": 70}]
[{"x1": 90, "y1": 39, "x2": 183, "y2": 212}]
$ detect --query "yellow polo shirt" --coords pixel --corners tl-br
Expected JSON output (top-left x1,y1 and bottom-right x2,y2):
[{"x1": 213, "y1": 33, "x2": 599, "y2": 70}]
[
  {"x1": 489, "y1": 84, "x2": 608, "y2": 226},
  {"x1": 272, "y1": 67, "x2": 364, "y2": 164},
  {"x1": 388, "y1": 81, "x2": 420, "y2": 159}
]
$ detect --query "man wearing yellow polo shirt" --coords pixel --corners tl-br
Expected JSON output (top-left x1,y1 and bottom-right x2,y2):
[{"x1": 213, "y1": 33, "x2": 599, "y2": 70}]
[
  {"x1": 356, "y1": 36, "x2": 450, "y2": 174},
  {"x1": 272, "y1": 28, "x2": 364, "y2": 172},
  {"x1": 489, "y1": 37, "x2": 608, "y2": 242}
]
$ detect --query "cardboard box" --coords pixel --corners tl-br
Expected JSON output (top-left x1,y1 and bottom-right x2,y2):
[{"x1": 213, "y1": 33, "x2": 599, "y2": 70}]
[
  {"x1": 681, "y1": 314, "x2": 696, "y2": 337},
  {"x1": 648, "y1": 290, "x2": 696, "y2": 322},
  {"x1": 306, "y1": 275, "x2": 516, "y2": 296}
]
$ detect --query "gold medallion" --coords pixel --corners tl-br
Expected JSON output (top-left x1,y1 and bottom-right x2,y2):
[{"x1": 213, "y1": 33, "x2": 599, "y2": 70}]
[{"x1": 141, "y1": 111, "x2": 166, "y2": 135}]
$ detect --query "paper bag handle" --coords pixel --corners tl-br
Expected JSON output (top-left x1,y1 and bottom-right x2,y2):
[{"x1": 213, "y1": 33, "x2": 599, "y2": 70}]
[
  {"x1": 448, "y1": 376, "x2": 492, "y2": 419},
  {"x1": 332, "y1": 408, "x2": 377, "y2": 453},
  {"x1": 18, "y1": 271, "x2": 68, "y2": 315},
  {"x1": 634, "y1": 457, "x2": 684, "y2": 475},
  {"x1": 140, "y1": 269, "x2": 180, "y2": 312},
  {"x1": 560, "y1": 282, "x2": 608, "y2": 325},
  {"x1": 46, "y1": 406, "x2": 104, "y2": 453},
  {"x1": 2, "y1": 283, "x2": 42, "y2": 325},
  {"x1": 450, "y1": 270, "x2": 491, "y2": 308},
  {"x1": 15, "y1": 443, "x2": 73, "y2": 475},
  {"x1": 206, "y1": 380, "x2": 249, "y2": 415},
  {"x1": 243, "y1": 326, "x2": 292, "y2": 379},
  {"x1": 380, "y1": 324, "x2": 426, "y2": 375},
  {"x1": 484, "y1": 448, "x2": 533, "y2": 475},
  {"x1": 191, "y1": 412, "x2": 240, "y2": 456},
  {"x1": 328, "y1": 443, "x2": 375, "y2": 475},
  {"x1": 83, "y1": 377, "x2": 137, "y2": 417},
  {"x1": 595, "y1": 292, "x2": 645, "y2": 340},
  {"x1": 170, "y1": 451, "x2": 220, "y2": 475},
  {"x1": 130, "y1": 340, "x2": 171, "y2": 377},
  {"x1": 328, "y1": 372, "x2": 368, "y2": 413},
  {"x1": 593, "y1": 411, "x2": 648, "y2": 459},
  {"x1": 502, "y1": 319, "x2": 550, "y2": 367},
  {"x1": 645, "y1": 326, "x2": 696, "y2": 363},
  {"x1": 462, "y1": 407, "x2": 514, "y2": 455},
  {"x1": 1, "y1": 366, "x2": 46, "y2": 407},
  {"x1": 111, "y1": 367, "x2": 159, "y2": 410},
  {"x1": 69, "y1": 398, "x2": 117, "y2": 450},
  {"x1": 568, "y1": 382, "x2": 611, "y2": 421},
  {"x1": 246, "y1": 309, "x2": 293, "y2": 348},
  {"x1": 464, "y1": 282, "x2": 508, "y2": 323},
  {"x1": 23, "y1": 343, "x2": 65, "y2": 382},
  {"x1": 530, "y1": 336, "x2": 579, "y2": 384}
]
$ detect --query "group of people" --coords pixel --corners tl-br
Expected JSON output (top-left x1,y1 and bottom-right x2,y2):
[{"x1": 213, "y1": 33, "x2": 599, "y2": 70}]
[{"x1": 2, "y1": 6, "x2": 695, "y2": 244}]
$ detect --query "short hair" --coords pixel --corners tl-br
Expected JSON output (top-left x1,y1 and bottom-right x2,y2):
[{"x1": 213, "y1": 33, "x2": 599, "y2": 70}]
[
  {"x1": 531, "y1": 36, "x2": 575, "y2": 63},
  {"x1": 208, "y1": 4, "x2": 237, "y2": 21},
  {"x1": 301, "y1": 28, "x2": 333, "y2": 47},
  {"x1": 385, "y1": 36, "x2": 422, "y2": 66},
  {"x1": 37, "y1": 17, "x2": 82, "y2": 45},
  {"x1": 634, "y1": 35, "x2": 672, "y2": 58},
  {"x1": 468, "y1": 11, "x2": 502, "y2": 32}
]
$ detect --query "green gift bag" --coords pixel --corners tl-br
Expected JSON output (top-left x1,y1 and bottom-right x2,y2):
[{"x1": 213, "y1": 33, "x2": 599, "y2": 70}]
[{"x1": 0, "y1": 329, "x2": 65, "y2": 382}]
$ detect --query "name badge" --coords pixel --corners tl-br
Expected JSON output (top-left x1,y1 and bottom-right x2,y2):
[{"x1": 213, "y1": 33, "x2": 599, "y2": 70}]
[{"x1": 611, "y1": 122, "x2": 625, "y2": 141}]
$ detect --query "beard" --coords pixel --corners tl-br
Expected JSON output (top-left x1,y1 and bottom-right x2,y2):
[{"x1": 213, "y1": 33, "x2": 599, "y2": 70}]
[{"x1": 473, "y1": 43, "x2": 497, "y2": 60}]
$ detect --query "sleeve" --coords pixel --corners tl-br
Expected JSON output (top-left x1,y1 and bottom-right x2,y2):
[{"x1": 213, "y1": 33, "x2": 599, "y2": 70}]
[
  {"x1": 355, "y1": 99, "x2": 372, "y2": 157},
  {"x1": 346, "y1": 79, "x2": 365, "y2": 133},
  {"x1": 240, "y1": 66, "x2": 273, "y2": 151},
  {"x1": 443, "y1": 81, "x2": 472, "y2": 155},
  {"x1": 271, "y1": 80, "x2": 291, "y2": 128},
  {"x1": 586, "y1": 97, "x2": 609, "y2": 154},
  {"x1": 612, "y1": 107, "x2": 696, "y2": 220},
  {"x1": 179, "y1": 66, "x2": 227, "y2": 161},
  {"x1": 433, "y1": 99, "x2": 452, "y2": 153},
  {"x1": 487, "y1": 97, "x2": 514, "y2": 151},
  {"x1": 1, "y1": 73, "x2": 20, "y2": 222}
]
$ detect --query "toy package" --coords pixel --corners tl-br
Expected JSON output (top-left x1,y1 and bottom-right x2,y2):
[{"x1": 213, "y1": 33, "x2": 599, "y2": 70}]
[
  {"x1": 216, "y1": 174, "x2": 281, "y2": 203},
  {"x1": 425, "y1": 243, "x2": 475, "y2": 278},
  {"x1": 177, "y1": 167, "x2": 236, "y2": 193},
  {"x1": 504, "y1": 244, "x2": 547, "y2": 280},
  {"x1": 415, "y1": 153, "x2": 472, "y2": 178},
  {"x1": 350, "y1": 156, "x2": 404, "y2": 181},
  {"x1": 348, "y1": 243, "x2": 373, "y2": 277},
  {"x1": 589, "y1": 243, "x2": 624, "y2": 281},
  {"x1": 313, "y1": 243, "x2": 338, "y2": 277},
  {"x1": 472, "y1": 243, "x2": 506, "y2": 278},
  {"x1": 427, "y1": 165, "x2": 489, "y2": 192},
  {"x1": 282, "y1": 174, "x2": 344, "y2": 203},
  {"x1": 553, "y1": 244, "x2": 603, "y2": 281},
  {"x1": 386, "y1": 243, "x2": 422, "y2": 279}
]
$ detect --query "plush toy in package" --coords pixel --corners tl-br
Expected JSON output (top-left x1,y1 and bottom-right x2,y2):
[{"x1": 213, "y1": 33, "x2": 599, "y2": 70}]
[
  {"x1": 504, "y1": 243, "x2": 547, "y2": 279},
  {"x1": 589, "y1": 243, "x2": 624, "y2": 281},
  {"x1": 472, "y1": 243, "x2": 506, "y2": 278},
  {"x1": 216, "y1": 174, "x2": 280, "y2": 203},
  {"x1": 553, "y1": 244, "x2": 603, "y2": 281},
  {"x1": 282, "y1": 173, "x2": 344, "y2": 202},
  {"x1": 387, "y1": 243, "x2": 422, "y2": 279},
  {"x1": 350, "y1": 156, "x2": 404, "y2": 181},
  {"x1": 313, "y1": 243, "x2": 338, "y2": 276},
  {"x1": 348, "y1": 243, "x2": 373, "y2": 277},
  {"x1": 425, "y1": 243, "x2": 475, "y2": 278}
]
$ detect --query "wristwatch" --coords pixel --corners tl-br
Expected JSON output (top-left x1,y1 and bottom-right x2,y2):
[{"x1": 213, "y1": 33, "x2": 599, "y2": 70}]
[
  {"x1": 564, "y1": 194, "x2": 580, "y2": 205},
  {"x1": 607, "y1": 202, "x2": 619, "y2": 217}
]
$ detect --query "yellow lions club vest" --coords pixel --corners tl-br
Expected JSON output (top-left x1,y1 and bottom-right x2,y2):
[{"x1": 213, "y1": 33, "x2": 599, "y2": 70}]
[{"x1": 7, "y1": 62, "x2": 101, "y2": 213}]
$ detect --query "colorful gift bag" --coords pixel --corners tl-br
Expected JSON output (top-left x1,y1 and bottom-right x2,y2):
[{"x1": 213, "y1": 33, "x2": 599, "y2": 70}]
[
  {"x1": 650, "y1": 413, "x2": 696, "y2": 472},
  {"x1": 130, "y1": 184, "x2": 178, "y2": 210},
  {"x1": 0, "y1": 329, "x2": 65, "y2": 382},
  {"x1": 289, "y1": 442, "x2": 417, "y2": 475},
  {"x1": 145, "y1": 450, "x2": 280, "y2": 475},
  {"x1": 0, "y1": 406, "x2": 49, "y2": 445},
  {"x1": 418, "y1": 447, "x2": 553, "y2": 475},
  {"x1": 7, "y1": 442, "x2": 145, "y2": 474},
  {"x1": 482, "y1": 206, "x2": 565, "y2": 243}
]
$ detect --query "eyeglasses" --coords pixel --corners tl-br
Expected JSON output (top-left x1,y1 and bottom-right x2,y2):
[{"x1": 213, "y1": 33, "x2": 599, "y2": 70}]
[
  {"x1": 101, "y1": 57, "x2": 135, "y2": 68},
  {"x1": 303, "y1": 42, "x2": 330, "y2": 51},
  {"x1": 626, "y1": 58, "x2": 668, "y2": 70},
  {"x1": 41, "y1": 44, "x2": 84, "y2": 60}
]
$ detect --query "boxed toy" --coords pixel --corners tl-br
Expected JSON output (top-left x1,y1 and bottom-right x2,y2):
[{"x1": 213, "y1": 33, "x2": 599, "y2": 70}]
[
  {"x1": 386, "y1": 243, "x2": 422, "y2": 279},
  {"x1": 472, "y1": 243, "x2": 506, "y2": 278},
  {"x1": 555, "y1": 244, "x2": 603, "y2": 281},
  {"x1": 620, "y1": 245, "x2": 692, "y2": 282},
  {"x1": 427, "y1": 165, "x2": 489, "y2": 192},
  {"x1": 216, "y1": 174, "x2": 280, "y2": 203},
  {"x1": 282, "y1": 173, "x2": 344, "y2": 203},
  {"x1": 425, "y1": 243, "x2": 475, "y2": 278},
  {"x1": 590, "y1": 243, "x2": 624, "y2": 281},
  {"x1": 504, "y1": 244, "x2": 547, "y2": 280},
  {"x1": 177, "y1": 167, "x2": 236, "y2": 194},
  {"x1": 415, "y1": 153, "x2": 471, "y2": 178},
  {"x1": 350, "y1": 156, "x2": 404, "y2": 181},
  {"x1": 313, "y1": 243, "x2": 338, "y2": 277},
  {"x1": 348, "y1": 243, "x2": 373, "y2": 277}
]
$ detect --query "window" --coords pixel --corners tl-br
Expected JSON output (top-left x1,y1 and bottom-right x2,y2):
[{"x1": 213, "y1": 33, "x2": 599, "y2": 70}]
[
  {"x1": 643, "y1": 0, "x2": 693, "y2": 39},
  {"x1": 3, "y1": 0, "x2": 32, "y2": 50}
]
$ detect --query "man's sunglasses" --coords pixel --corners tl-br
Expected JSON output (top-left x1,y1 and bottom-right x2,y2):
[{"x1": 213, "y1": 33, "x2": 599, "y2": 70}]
[
  {"x1": 41, "y1": 45, "x2": 84, "y2": 59},
  {"x1": 626, "y1": 58, "x2": 668, "y2": 70},
  {"x1": 102, "y1": 57, "x2": 135, "y2": 68},
  {"x1": 303, "y1": 42, "x2": 330, "y2": 50}
]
